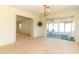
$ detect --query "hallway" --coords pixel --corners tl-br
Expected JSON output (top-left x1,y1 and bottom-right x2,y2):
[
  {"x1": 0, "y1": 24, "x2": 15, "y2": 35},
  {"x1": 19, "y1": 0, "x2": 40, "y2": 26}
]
[{"x1": 0, "y1": 33, "x2": 79, "y2": 54}]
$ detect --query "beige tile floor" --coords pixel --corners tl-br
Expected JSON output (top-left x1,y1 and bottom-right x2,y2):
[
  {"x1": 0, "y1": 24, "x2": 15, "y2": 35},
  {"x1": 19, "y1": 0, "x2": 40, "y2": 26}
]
[{"x1": 0, "y1": 33, "x2": 79, "y2": 54}]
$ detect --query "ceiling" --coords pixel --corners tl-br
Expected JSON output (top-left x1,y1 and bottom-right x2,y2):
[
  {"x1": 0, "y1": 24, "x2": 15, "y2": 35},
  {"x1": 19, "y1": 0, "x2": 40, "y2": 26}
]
[
  {"x1": 12, "y1": 5, "x2": 79, "y2": 15},
  {"x1": 16, "y1": 15, "x2": 32, "y2": 23}
]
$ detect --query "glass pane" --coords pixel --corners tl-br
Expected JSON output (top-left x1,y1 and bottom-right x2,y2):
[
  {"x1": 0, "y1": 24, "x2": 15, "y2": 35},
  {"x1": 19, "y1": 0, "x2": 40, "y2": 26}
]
[
  {"x1": 53, "y1": 23, "x2": 58, "y2": 32},
  {"x1": 49, "y1": 23, "x2": 53, "y2": 32},
  {"x1": 72, "y1": 22, "x2": 74, "y2": 31},
  {"x1": 47, "y1": 24, "x2": 49, "y2": 30},
  {"x1": 65, "y1": 22, "x2": 71, "y2": 33},
  {"x1": 59, "y1": 23, "x2": 64, "y2": 32}
]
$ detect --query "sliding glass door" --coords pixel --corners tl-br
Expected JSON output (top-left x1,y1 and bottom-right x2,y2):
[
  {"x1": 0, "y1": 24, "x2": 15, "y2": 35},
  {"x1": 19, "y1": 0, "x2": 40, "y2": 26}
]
[{"x1": 47, "y1": 20, "x2": 75, "y2": 41}]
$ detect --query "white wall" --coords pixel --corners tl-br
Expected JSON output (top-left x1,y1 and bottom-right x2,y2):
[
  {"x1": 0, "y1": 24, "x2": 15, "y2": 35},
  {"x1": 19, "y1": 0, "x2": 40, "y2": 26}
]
[
  {"x1": 0, "y1": 6, "x2": 39, "y2": 46},
  {"x1": 74, "y1": 11, "x2": 79, "y2": 42},
  {"x1": 0, "y1": 6, "x2": 16, "y2": 46}
]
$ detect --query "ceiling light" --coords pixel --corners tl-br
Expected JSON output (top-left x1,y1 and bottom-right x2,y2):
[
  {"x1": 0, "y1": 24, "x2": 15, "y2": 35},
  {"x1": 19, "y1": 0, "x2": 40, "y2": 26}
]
[{"x1": 41, "y1": 5, "x2": 50, "y2": 16}]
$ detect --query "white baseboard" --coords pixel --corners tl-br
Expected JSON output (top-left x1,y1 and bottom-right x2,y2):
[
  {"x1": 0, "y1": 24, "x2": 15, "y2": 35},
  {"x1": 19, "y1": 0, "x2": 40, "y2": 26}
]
[{"x1": 0, "y1": 40, "x2": 16, "y2": 47}]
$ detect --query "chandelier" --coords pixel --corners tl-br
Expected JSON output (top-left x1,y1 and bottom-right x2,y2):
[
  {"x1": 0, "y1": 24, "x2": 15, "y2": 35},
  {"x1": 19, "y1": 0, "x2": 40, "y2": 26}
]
[{"x1": 41, "y1": 5, "x2": 50, "y2": 16}]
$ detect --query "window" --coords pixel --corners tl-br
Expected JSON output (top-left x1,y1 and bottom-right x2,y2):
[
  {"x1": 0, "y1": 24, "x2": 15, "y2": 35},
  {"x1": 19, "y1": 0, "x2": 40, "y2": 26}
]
[
  {"x1": 59, "y1": 23, "x2": 64, "y2": 32},
  {"x1": 72, "y1": 22, "x2": 74, "y2": 31},
  {"x1": 47, "y1": 24, "x2": 49, "y2": 30},
  {"x1": 47, "y1": 21, "x2": 74, "y2": 33},
  {"x1": 65, "y1": 22, "x2": 72, "y2": 33},
  {"x1": 47, "y1": 23, "x2": 53, "y2": 32},
  {"x1": 47, "y1": 19, "x2": 75, "y2": 41},
  {"x1": 53, "y1": 23, "x2": 58, "y2": 32}
]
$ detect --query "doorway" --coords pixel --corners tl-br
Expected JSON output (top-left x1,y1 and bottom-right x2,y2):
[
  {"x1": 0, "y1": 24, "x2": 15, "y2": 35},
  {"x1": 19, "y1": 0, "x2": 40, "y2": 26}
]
[{"x1": 16, "y1": 15, "x2": 33, "y2": 38}]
